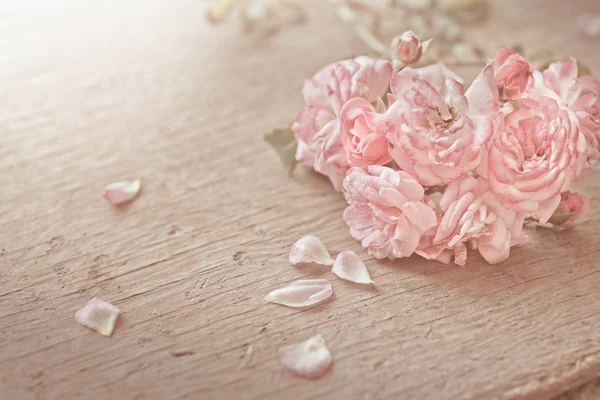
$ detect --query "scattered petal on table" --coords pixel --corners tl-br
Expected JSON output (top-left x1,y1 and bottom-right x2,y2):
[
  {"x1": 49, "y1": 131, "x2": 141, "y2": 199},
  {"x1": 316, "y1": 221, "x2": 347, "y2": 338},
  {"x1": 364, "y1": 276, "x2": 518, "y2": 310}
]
[
  {"x1": 289, "y1": 235, "x2": 334, "y2": 265},
  {"x1": 332, "y1": 250, "x2": 373, "y2": 284},
  {"x1": 279, "y1": 334, "x2": 332, "y2": 379},
  {"x1": 103, "y1": 179, "x2": 141, "y2": 205},
  {"x1": 75, "y1": 298, "x2": 120, "y2": 337},
  {"x1": 264, "y1": 279, "x2": 332, "y2": 308}
]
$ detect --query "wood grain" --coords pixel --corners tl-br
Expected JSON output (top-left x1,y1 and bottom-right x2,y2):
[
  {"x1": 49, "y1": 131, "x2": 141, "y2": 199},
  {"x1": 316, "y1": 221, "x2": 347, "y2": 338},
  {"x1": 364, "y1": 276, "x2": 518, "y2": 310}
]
[{"x1": 1, "y1": 1, "x2": 600, "y2": 399}]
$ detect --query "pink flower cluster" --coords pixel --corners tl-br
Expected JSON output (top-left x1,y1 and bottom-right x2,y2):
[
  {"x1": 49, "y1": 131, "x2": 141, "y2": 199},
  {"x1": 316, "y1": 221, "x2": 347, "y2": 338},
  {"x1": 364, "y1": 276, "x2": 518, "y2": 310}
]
[{"x1": 292, "y1": 40, "x2": 598, "y2": 266}]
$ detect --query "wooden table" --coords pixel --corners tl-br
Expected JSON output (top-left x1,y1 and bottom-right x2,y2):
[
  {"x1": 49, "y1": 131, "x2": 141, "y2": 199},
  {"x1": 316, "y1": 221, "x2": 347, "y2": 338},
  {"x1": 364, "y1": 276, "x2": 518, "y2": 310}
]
[{"x1": 2, "y1": 1, "x2": 600, "y2": 399}]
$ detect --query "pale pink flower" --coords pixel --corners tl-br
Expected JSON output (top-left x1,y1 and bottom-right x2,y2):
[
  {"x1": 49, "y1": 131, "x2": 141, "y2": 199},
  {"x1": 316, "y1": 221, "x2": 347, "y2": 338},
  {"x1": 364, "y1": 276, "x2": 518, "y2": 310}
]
[
  {"x1": 310, "y1": 122, "x2": 349, "y2": 190},
  {"x1": 492, "y1": 48, "x2": 532, "y2": 100},
  {"x1": 481, "y1": 95, "x2": 588, "y2": 224},
  {"x1": 529, "y1": 58, "x2": 600, "y2": 160},
  {"x1": 416, "y1": 176, "x2": 526, "y2": 265},
  {"x1": 292, "y1": 57, "x2": 392, "y2": 190},
  {"x1": 339, "y1": 98, "x2": 392, "y2": 168},
  {"x1": 391, "y1": 30, "x2": 423, "y2": 65},
  {"x1": 342, "y1": 166, "x2": 437, "y2": 260},
  {"x1": 293, "y1": 106, "x2": 336, "y2": 166},
  {"x1": 551, "y1": 191, "x2": 590, "y2": 224},
  {"x1": 385, "y1": 63, "x2": 500, "y2": 186}
]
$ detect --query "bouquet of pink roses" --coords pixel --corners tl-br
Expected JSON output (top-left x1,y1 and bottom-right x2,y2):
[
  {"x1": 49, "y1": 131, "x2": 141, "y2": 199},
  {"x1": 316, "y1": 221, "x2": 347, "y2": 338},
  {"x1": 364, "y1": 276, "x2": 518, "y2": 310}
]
[{"x1": 267, "y1": 32, "x2": 599, "y2": 266}]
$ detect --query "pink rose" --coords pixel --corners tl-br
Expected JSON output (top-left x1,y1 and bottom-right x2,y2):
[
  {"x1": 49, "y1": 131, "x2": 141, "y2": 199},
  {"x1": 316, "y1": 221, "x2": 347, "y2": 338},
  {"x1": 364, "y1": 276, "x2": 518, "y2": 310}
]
[
  {"x1": 339, "y1": 98, "x2": 392, "y2": 169},
  {"x1": 529, "y1": 58, "x2": 600, "y2": 160},
  {"x1": 481, "y1": 96, "x2": 588, "y2": 224},
  {"x1": 343, "y1": 166, "x2": 437, "y2": 260},
  {"x1": 292, "y1": 57, "x2": 392, "y2": 190},
  {"x1": 391, "y1": 31, "x2": 423, "y2": 65},
  {"x1": 385, "y1": 63, "x2": 500, "y2": 186},
  {"x1": 303, "y1": 56, "x2": 392, "y2": 112},
  {"x1": 417, "y1": 176, "x2": 526, "y2": 265},
  {"x1": 576, "y1": 75, "x2": 600, "y2": 160},
  {"x1": 550, "y1": 191, "x2": 590, "y2": 225},
  {"x1": 293, "y1": 106, "x2": 336, "y2": 166},
  {"x1": 310, "y1": 122, "x2": 349, "y2": 191},
  {"x1": 492, "y1": 48, "x2": 532, "y2": 100}
]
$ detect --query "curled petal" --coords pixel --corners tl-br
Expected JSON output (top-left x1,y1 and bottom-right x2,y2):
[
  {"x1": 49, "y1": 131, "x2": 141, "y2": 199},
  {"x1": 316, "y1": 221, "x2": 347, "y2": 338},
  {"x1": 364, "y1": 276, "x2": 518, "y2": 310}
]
[
  {"x1": 264, "y1": 279, "x2": 333, "y2": 308},
  {"x1": 75, "y1": 298, "x2": 120, "y2": 337},
  {"x1": 289, "y1": 235, "x2": 334, "y2": 265},
  {"x1": 414, "y1": 62, "x2": 464, "y2": 94},
  {"x1": 466, "y1": 65, "x2": 499, "y2": 116},
  {"x1": 279, "y1": 334, "x2": 332, "y2": 379},
  {"x1": 332, "y1": 251, "x2": 373, "y2": 284},
  {"x1": 103, "y1": 179, "x2": 141, "y2": 205}
]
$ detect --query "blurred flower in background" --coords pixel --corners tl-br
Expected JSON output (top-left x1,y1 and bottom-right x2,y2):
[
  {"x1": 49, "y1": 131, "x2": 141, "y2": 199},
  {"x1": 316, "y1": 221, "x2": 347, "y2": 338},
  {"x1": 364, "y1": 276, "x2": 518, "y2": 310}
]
[
  {"x1": 205, "y1": 0, "x2": 491, "y2": 64},
  {"x1": 206, "y1": 0, "x2": 305, "y2": 34},
  {"x1": 577, "y1": 13, "x2": 600, "y2": 39}
]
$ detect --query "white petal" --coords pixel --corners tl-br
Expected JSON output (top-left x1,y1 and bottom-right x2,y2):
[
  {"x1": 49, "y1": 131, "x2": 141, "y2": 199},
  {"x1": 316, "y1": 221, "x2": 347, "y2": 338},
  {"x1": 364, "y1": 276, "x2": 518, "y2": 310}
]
[
  {"x1": 289, "y1": 235, "x2": 334, "y2": 265},
  {"x1": 332, "y1": 251, "x2": 373, "y2": 284},
  {"x1": 103, "y1": 179, "x2": 141, "y2": 205},
  {"x1": 264, "y1": 279, "x2": 333, "y2": 308},
  {"x1": 75, "y1": 298, "x2": 120, "y2": 337},
  {"x1": 279, "y1": 334, "x2": 332, "y2": 379}
]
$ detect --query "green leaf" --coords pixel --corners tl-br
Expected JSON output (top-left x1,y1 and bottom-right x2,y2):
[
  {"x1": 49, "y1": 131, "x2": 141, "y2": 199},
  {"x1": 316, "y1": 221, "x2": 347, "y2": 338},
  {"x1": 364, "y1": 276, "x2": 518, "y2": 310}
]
[
  {"x1": 548, "y1": 212, "x2": 575, "y2": 226},
  {"x1": 264, "y1": 128, "x2": 298, "y2": 173}
]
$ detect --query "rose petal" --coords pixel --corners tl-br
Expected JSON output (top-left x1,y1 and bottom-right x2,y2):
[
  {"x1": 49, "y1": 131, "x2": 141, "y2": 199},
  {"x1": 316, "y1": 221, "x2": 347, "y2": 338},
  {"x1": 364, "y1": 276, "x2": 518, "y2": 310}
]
[
  {"x1": 289, "y1": 235, "x2": 334, "y2": 265},
  {"x1": 331, "y1": 250, "x2": 373, "y2": 284},
  {"x1": 103, "y1": 179, "x2": 141, "y2": 205},
  {"x1": 279, "y1": 334, "x2": 332, "y2": 379},
  {"x1": 264, "y1": 279, "x2": 333, "y2": 308},
  {"x1": 75, "y1": 298, "x2": 120, "y2": 337}
]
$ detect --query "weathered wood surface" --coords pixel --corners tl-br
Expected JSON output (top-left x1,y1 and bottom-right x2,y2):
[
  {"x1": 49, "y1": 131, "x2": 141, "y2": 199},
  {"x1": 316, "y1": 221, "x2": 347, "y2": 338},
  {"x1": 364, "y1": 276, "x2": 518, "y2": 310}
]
[{"x1": 1, "y1": 1, "x2": 600, "y2": 399}]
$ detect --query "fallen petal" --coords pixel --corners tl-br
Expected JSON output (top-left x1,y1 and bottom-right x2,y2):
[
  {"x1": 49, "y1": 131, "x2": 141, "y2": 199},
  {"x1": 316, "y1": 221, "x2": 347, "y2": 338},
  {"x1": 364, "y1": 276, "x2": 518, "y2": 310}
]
[
  {"x1": 332, "y1": 251, "x2": 373, "y2": 284},
  {"x1": 279, "y1": 334, "x2": 332, "y2": 379},
  {"x1": 103, "y1": 179, "x2": 141, "y2": 205},
  {"x1": 75, "y1": 298, "x2": 120, "y2": 337},
  {"x1": 264, "y1": 279, "x2": 332, "y2": 308},
  {"x1": 289, "y1": 235, "x2": 334, "y2": 265}
]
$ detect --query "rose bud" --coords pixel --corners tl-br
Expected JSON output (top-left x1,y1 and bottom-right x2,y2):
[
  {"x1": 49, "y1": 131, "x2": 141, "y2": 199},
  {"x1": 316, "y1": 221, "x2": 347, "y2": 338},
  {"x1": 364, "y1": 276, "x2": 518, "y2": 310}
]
[
  {"x1": 492, "y1": 48, "x2": 532, "y2": 100},
  {"x1": 549, "y1": 192, "x2": 590, "y2": 226},
  {"x1": 391, "y1": 31, "x2": 423, "y2": 65}
]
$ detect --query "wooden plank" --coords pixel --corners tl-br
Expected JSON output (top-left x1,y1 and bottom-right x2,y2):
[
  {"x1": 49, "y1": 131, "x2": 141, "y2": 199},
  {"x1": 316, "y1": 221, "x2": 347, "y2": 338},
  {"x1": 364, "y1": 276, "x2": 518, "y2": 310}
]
[{"x1": 1, "y1": 1, "x2": 600, "y2": 399}]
